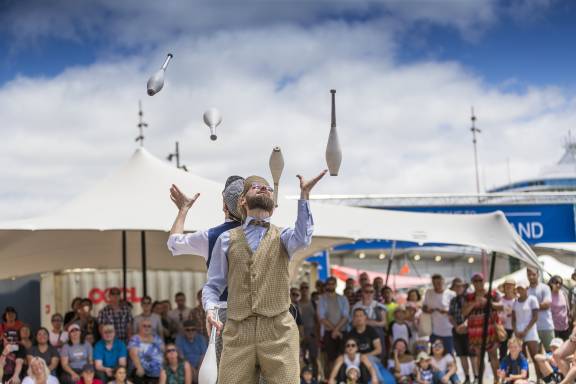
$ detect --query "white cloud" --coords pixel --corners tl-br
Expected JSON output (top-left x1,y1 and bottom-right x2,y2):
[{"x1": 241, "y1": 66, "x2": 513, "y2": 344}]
[{"x1": 0, "y1": 3, "x2": 574, "y2": 221}]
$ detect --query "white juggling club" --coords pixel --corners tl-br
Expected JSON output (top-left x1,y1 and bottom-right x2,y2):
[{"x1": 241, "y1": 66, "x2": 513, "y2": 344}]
[
  {"x1": 203, "y1": 108, "x2": 222, "y2": 141},
  {"x1": 325, "y1": 89, "x2": 342, "y2": 176},
  {"x1": 198, "y1": 307, "x2": 219, "y2": 384},
  {"x1": 147, "y1": 53, "x2": 173, "y2": 96},
  {"x1": 269, "y1": 146, "x2": 284, "y2": 207}
]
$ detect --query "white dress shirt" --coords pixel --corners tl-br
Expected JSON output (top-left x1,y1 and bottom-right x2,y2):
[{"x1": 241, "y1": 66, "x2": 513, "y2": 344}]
[{"x1": 202, "y1": 200, "x2": 313, "y2": 311}]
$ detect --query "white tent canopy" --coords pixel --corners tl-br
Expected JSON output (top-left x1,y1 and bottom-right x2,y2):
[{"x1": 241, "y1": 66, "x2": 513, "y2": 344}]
[
  {"x1": 493, "y1": 255, "x2": 574, "y2": 287},
  {"x1": 0, "y1": 148, "x2": 540, "y2": 280}
]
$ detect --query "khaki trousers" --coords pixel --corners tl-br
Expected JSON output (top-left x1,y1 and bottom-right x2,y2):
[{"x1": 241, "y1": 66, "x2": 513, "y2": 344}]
[{"x1": 218, "y1": 311, "x2": 299, "y2": 384}]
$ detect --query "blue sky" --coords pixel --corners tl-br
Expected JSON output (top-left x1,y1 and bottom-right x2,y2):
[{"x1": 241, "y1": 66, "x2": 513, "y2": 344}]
[
  {"x1": 2, "y1": 0, "x2": 576, "y2": 220},
  {"x1": 2, "y1": 1, "x2": 575, "y2": 88}
]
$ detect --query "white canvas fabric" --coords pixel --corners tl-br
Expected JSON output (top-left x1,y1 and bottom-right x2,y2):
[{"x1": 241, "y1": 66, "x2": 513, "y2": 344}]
[{"x1": 0, "y1": 148, "x2": 540, "y2": 280}]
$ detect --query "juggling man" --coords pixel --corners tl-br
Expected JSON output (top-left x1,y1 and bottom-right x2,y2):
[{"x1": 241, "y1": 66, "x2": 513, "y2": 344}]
[
  {"x1": 167, "y1": 176, "x2": 244, "y2": 368},
  {"x1": 203, "y1": 171, "x2": 326, "y2": 384}
]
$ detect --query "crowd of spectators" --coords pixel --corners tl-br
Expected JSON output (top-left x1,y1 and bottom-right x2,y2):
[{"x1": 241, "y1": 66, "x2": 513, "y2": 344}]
[
  {"x1": 2, "y1": 266, "x2": 576, "y2": 384},
  {"x1": 294, "y1": 268, "x2": 576, "y2": 384},
  {"x1": 0, "y1": 288, "x2": 207, "y2": 384}
]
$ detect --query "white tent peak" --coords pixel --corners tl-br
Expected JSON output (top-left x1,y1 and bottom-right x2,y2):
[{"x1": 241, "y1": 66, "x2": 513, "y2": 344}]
[{"x1": 0, "y1": 147, "x2": 541, "y2": 279}]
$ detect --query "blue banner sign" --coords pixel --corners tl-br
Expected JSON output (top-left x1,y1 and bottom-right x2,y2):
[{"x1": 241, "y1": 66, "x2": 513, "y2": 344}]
[
  {"x1": 306, "y1": 251, "x2": 330, "y2": 280},
  {"x1": 380, "y1": 203, "x2": 576, "y2": 245}
]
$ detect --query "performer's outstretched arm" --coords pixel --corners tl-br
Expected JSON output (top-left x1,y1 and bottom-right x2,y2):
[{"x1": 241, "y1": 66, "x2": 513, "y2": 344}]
[
  {"x1": 168, "y1": 184, "x2": 200, "y2": 235},
  {"x1": 281, "y1": 170, "x2": 327, "y2": 256}
]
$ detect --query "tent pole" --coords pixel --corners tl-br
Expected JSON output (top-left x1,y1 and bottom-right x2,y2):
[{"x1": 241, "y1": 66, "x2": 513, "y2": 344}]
[
  {"x1": 384, "y1": 241, "x2": 396, "y2": 287},
  {"x1": 122, "y1": 231, "x2": 127, "y2": 301},
  {"x1": 141, "y1": 231, "x2": 148, "y2": 297},
  {"x1": 478, "y1": 251, "x2": 497, "y2": 384}
]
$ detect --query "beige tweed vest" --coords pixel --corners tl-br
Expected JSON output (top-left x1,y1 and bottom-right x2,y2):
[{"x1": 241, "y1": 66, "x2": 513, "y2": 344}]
[{"x1": 227, "y1": 224, "x2": 291, "y2": 321}]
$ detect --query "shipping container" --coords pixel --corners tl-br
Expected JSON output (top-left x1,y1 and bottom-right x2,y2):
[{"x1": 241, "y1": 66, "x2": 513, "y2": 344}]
[{"x1": 40, "y1": 269, "x2": 206, "y2": 328}]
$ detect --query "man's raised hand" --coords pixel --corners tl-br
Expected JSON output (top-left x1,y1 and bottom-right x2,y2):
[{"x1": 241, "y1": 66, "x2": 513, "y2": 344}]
[
  {"x1": 170, "y1": 184, "x2": 200, "y2": 211},
  {"x1": 297, "y1": 169, "x2": 328, "y2": 200}
]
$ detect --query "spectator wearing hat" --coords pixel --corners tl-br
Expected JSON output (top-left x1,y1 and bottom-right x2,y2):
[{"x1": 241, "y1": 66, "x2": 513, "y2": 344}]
[
  {"x1": 423, "y1": 275, "x2": 456, "y2": 354},
  {"x1": 174, "y1": 318, "x2": 207, "y2": 375},
  {"x1": 97, "y1": 288, "x2": 132, "y2": 343},
  {"x1": 1, "y1": 325, "x2": 26, "y2": 384},
  {"x1": 548, "y1": 276, "x2": 570, "y2": 341},
  {"x1": 78, "y1": 364, "x2": 104, "y2": 384},
  {"x1": 512, "y1": 280, "x2": 541, "y2": 381},
  {"x1": 93, "y1": 323, "x2": 127, "y2": 383},
  {"x1": 499, "y1": 278, "x2": 517, "y2": 358},
  {"x1": 300, "y1": 366, "x2": 317, "y2": 384},
  {"x1": 534, "y1": 337, "x2": 564, "y2": 384},
  {"x1": 128, "y1": 318, "x2": 164, "y2": 384},
  {"x1": 448, "y1": 278, "x2": 474, "y2": 384},
  {"x1": 415, "y1": 352, "x2": 434, "y2": 384},
  {"x1": 526, "y1": 267, "x2": 555, "y2": 352},
  {"x1": 463, "y1": 273, "x2": 501, "y2": 381},
  {"x1": 60, "y1": 323, "x2": 93, "y2": 384}
]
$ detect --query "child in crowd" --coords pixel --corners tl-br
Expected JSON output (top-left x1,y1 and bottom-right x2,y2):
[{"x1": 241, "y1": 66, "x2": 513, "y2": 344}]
[
  {"x1": 346, "y1": 366, "x2": 362, "y2": 384},
  {"x1": 534, "y1": 338, "x2": 565, "y2": 384},
  {"x1": 430, "y1": 339, "x2": 460, "y2": 384},
  {"x1": 301, "y1": 366, "x2": 318, "y2": 384},
  {"x1": 497, "y1": 338, "x2": 529, "y2": 384},
  {"x1": 414, "y1": 352, "x2": 434, "y2": 384},
  {"x1": 389, "y1": 306, "x2": 412, "y2": 347}
]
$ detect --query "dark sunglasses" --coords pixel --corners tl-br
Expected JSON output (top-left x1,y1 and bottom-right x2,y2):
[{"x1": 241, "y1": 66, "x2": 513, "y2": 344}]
[{"x1": 166, "y1": 349, "x2": 177, "y2": 353}]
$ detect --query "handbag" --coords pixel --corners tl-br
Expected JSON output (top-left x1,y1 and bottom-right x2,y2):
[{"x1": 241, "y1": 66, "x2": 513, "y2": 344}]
[
  {"x1": 418, "y1": 312, "x2": 432, "y2": 337},
  {"x1": 494, "y1": 314, "x2": 507, "y2": 342}
]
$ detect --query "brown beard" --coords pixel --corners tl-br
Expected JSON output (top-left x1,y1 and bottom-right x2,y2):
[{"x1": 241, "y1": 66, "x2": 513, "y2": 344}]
[{"x1": 245, "y1": 194, "x2": 274, "y2": 212}]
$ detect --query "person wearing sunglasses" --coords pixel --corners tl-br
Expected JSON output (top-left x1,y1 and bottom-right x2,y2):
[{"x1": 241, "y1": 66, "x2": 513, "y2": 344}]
[
  {"x1": 174, "y1": 319, "x2": 206, "y2": 380},
  {"x1": 203, "y1": 170, "x2": 327, "y2": 383},
  {"x1": 159, "y1": 343, "x2": 192, "y2": 384},
  {"x1": 327, "y1": 337, "x2": 378, "y2": 384},
  {"x1": 548, "y1": 276, "x2": 570, "y2": 341},
  {"x1": 93, "y1": 324, "x2": 127, "y2": 383}
]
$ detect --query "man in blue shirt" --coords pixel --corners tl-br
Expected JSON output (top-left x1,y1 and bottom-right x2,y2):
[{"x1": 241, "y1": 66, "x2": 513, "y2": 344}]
[
  {"x1": 93, "y1": 323, "x2": 127, "y2": 383},
  {"x1": 175, "y1": 319, "x2": 207, "y2": 372}
]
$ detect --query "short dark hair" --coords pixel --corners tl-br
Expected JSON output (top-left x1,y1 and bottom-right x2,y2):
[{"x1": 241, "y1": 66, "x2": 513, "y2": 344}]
[
  {"x1": 326, "y1": 277, "x2": 337, "y2": 284},
  {"x1": 175, "y1": 292, "x2": 185, "y2": 298},
  {"x1": 431, "y1": 274, "x2": 443, "y2": 280},
  {"x1": 407, "y1": 288, "x2": 421, "y2": 301},
  {"x1": 352, "y1": 308, "x2": 367, "y2": 316}
]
